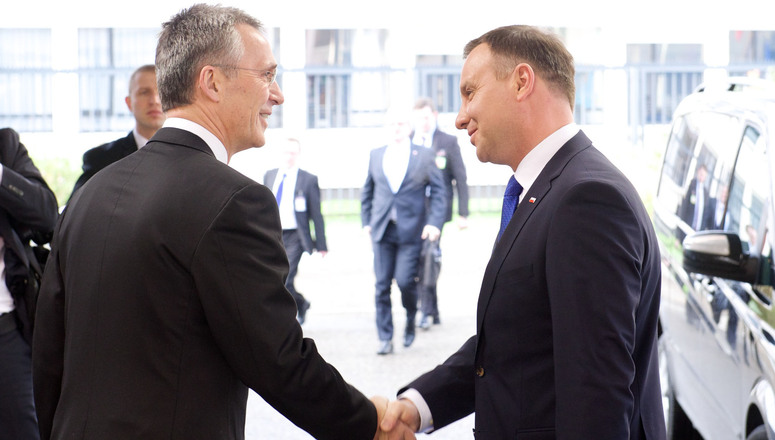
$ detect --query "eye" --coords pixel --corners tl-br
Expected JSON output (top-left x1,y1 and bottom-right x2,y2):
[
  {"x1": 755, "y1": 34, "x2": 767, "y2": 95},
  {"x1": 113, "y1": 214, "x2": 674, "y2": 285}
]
[{"x1": 265, "y1": 69, "x2": 277, "y2": 85}]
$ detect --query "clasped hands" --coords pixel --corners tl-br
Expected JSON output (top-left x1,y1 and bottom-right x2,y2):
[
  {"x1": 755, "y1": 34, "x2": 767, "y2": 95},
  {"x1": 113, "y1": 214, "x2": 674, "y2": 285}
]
[{"x1": 370, "y1": 396, "x2": 421, "y2": 440}]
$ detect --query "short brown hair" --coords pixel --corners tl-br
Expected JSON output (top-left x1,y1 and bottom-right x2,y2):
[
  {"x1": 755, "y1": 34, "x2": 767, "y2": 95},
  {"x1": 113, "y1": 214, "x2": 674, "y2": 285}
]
[{"x1": 464, "y1": 25, "x2": 575, "y2": 109}]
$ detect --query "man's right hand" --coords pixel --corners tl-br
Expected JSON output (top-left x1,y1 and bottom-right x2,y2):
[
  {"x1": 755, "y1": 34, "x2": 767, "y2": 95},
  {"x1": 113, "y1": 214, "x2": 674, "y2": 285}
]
[{"x1": 379, "y1": 399, "x2": 421, "y2": 438}]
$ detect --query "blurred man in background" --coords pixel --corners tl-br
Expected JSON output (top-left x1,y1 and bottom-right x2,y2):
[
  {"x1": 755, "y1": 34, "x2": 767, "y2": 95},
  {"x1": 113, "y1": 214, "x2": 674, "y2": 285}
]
[{"x1": 69, "y1": 64, "x2": 165, "y2": 199}]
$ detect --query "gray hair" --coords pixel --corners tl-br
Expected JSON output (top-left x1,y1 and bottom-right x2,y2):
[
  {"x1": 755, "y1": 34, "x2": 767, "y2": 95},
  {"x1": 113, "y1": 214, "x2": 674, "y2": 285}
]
[{"x1": 155, "y1": 3, "x2": 262, "y2": 112}]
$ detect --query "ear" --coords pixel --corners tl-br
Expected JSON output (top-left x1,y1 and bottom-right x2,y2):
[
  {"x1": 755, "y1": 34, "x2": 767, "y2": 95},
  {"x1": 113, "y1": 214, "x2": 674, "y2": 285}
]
[
  {"x1": 511, "y1": 63, "x2": 535, "y2": 101},
  {"x1": 198, "y1": 65, "x2": 222, "y2": 103},
  {"x1": 124, "y1": 95, "x2": 133, "y2": 112}
]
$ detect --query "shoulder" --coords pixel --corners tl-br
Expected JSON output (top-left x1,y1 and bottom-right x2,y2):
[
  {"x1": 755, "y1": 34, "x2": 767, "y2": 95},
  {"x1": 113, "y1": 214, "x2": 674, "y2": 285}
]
[{"x1": 83, "y1": 132, "x2": 135, "y2": 160}]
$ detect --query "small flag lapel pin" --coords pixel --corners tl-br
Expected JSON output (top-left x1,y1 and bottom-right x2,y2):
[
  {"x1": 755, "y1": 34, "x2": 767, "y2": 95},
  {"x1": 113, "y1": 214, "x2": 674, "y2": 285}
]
[{"x1": 529, "y1": 197, "x2": 537, "y2": 203}]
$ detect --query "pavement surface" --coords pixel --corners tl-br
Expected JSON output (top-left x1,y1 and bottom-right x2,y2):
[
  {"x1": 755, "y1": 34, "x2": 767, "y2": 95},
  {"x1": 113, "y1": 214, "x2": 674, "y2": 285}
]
[{"x1": 244, "y1": 216, "x2": 498, "y2": 439}]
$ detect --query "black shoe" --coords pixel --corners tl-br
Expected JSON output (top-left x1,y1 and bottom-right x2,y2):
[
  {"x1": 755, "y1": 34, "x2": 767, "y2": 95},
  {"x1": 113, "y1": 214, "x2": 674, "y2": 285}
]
[
  {"x1": 418, "y1": 315, "x2": 431, "y2": 330},
  {"x1": 403, "y1": 332, "x2": 415, "y2": 347},
  {"x1": 377, "y1": 340, "x2": 394, "y2": 355},
  {"x1": 297, "y1": 300, "x2": 310, "y2": 325},
  {"x1": 432, "y1": 315, "x2": 441, "y2": 325}
]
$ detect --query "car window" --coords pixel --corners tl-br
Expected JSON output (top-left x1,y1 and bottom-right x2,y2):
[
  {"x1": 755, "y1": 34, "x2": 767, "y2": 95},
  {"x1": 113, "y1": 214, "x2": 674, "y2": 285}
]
[
  {"x1": 727, "y1": 126, "x2": 769, "y2": 256},
  {"x1": 657, "y1": 111, "x2": 741, "y2": 242}
]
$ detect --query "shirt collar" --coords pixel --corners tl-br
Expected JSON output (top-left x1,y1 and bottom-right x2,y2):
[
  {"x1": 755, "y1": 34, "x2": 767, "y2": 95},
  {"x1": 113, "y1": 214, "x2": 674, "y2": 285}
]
[
  {"x1": 162, "y1": 117, "x2": 229, "y2": 164},
  {"x1": 514, "y1": 123, "x2": 580, "y2": 200},
  {"x1": 132, "y1": 128, "x2": 149, "y2": 149}
]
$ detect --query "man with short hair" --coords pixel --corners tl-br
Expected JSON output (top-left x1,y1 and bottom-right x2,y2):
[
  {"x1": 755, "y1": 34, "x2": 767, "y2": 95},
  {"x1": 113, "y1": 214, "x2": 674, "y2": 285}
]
[
  {"x1": 410, "y1": 97, "x2": 469, "y2": 329},
  {"x1": 264, "y1": 137, "x2": 328, "y2": 324},
  {"x1": 33, "y1": 5, "x2": 408, "y2": 440},
  {"x1": 381, "y1": 25, "x2": 665, "y2": 439},
  {"x1": 69, "y1": 64, "x2": 165, "y2": 199}
]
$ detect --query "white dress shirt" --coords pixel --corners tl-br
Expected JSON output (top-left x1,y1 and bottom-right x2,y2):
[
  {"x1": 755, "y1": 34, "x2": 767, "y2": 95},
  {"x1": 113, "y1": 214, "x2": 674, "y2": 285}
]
[
  {"x1": 272, "y1": 167, "x2": 299, "y2": 230},
  {"x1": 382, "y1": 139, "x2": 411, "y2": 194}
]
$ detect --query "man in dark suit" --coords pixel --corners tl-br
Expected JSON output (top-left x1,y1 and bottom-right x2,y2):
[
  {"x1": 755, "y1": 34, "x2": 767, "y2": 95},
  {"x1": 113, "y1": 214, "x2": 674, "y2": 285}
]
[
  {"x1": 410, "y1": 97, "x2": 469, "y2": 329},
  {"x1": 361, "y1": 109, "x2": 446, "y2": 355},
  {"x1": 264, "y1": 138, "x2": 327, "y2": 324},
  {"x1": 381, "y1": 25, "x2": 665, "y2": 439},
  {"x1": 0, "y1": 127, "x2": 58, "y2": 440},
  {"x1": 69, "y1": 64, "x2": 165, "y2": 199},
  {"x1": 32, "y1": 5, "x2": 408, "y2": 440}
]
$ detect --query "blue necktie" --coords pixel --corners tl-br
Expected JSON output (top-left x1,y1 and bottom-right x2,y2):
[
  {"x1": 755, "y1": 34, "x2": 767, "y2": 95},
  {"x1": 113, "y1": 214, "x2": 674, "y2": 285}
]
[
  {"x1": 498, "y1": 176, "x2": 523, "y2": 241},
  {"x1": 275, "y1": 173, "x2": 286, "y2": 205}
]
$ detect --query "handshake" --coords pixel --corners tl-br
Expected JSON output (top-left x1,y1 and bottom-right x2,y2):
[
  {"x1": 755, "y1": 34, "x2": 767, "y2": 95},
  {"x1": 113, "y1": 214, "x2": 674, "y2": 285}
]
[{"x1": 370, "y1": 396, "x2": 421, "y2": 440}]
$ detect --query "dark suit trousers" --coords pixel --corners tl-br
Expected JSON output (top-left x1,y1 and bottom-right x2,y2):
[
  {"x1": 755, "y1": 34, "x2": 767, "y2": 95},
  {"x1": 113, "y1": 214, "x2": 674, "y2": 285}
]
[
  {"x1": 0, "y1": 317, "x2": 40, "y2": 440},
  {"x1": 373, "y1": 222, "x2": 420, "y2": 341},
  {"x1": 282, "y1": 229, "x2": 306, "y2": 309}
]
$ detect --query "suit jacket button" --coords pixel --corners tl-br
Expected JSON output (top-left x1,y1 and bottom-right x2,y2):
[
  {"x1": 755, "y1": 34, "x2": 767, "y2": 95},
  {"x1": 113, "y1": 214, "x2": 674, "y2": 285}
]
[{"x1": 475, "y1": 366, "x2": 485, "y2": 377}]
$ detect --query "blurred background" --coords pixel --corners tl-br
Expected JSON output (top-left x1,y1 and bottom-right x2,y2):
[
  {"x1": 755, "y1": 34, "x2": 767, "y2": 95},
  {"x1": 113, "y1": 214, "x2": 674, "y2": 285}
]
[{"x1": 2, "y1": 0, "x2": 775, "y2": 212}]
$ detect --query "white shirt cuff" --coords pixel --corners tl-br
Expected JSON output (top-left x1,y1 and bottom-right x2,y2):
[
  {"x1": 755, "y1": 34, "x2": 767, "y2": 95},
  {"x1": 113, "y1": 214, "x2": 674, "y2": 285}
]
[{"x1": 397, "y1": 388, "x2": 434, "y2": 433}]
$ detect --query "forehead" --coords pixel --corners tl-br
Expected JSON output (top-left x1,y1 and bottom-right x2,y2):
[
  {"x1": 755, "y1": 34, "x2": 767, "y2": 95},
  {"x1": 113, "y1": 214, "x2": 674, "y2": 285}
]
[
  {"x1": 460, "y1": 44, "x2": 494, "y2": 85},
  {"x1": 131, "y1": 70, "x2": 157, "y2": 89}
]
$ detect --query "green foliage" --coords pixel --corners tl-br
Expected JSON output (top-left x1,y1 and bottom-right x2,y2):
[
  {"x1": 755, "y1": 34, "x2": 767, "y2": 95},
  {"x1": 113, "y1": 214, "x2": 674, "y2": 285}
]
[{"x1": 33, "y1": 157, "x2": 79, "y2": 208}]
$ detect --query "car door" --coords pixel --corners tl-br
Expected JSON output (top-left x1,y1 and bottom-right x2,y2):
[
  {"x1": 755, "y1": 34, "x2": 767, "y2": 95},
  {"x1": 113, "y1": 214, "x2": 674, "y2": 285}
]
[{"x1": 655, "y1": 109, "x2": 745, "y2": 439}]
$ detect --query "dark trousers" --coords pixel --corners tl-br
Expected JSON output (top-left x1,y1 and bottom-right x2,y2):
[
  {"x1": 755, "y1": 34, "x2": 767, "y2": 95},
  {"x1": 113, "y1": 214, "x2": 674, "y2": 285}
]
[
  {"x1": 281, "y1": 229, "x2": 307, "y2": 310},
  {"x1": 0, "y1": 313, "x2": 40, "y2": 440},
  {"x1": 373, "y1": 222, "x2": 421, "y2": 342}
]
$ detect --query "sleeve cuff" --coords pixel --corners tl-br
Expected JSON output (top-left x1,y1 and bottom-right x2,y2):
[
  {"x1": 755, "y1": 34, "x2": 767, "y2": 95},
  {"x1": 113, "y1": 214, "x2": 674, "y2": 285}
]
[{"x1": 397, "y1": 388, "x2": 434, "y2": 433}]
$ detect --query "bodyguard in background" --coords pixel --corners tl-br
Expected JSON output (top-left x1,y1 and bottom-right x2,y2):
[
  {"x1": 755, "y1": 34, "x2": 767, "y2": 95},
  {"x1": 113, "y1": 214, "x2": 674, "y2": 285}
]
[
  {"x1": 361, "y1": 109, "x2": 446, "y2": 355},
  {"x1": 410, "y1": 97, "x2": 469, "y2": 329},
  {"x1": 264, "y1": 138, "x2": 328, "y2": 325},
  {"x1": 69, "y1": 64, "x2": 165, "y2": 199},
  {"x1": 0, "y1": 127, "x2": 58, "y2": 440}
]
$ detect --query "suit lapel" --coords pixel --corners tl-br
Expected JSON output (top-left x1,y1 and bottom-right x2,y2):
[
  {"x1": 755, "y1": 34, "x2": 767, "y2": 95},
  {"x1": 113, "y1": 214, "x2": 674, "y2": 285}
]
[
  {"x1": 398, "y1": 145, "x2": 422, "y2": 191},
  {"x1": 476, "y1": 131, "x2": 593, "y2": 337}
]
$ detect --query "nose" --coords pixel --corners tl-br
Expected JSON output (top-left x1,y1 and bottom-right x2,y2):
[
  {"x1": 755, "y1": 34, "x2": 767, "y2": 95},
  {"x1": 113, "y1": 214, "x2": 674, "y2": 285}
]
[
  {"x1": 270, "y1": 81, "x2": 284, "y2": 106},
  {"x1": 455, "y1": 106, "x2": 468, "y2": 130}
]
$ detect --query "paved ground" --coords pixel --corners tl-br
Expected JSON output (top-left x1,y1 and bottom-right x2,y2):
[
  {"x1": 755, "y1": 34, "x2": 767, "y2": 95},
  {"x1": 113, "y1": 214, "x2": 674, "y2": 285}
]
[{"x1": 244, "y1": 216, "x2": 497, "y2": 439}]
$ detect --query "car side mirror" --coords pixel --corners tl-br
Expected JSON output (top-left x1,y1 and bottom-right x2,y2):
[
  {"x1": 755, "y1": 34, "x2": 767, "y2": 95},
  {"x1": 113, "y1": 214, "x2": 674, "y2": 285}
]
[{"x1": 682, "y1": 231, "x2": 760, "y2": 283}]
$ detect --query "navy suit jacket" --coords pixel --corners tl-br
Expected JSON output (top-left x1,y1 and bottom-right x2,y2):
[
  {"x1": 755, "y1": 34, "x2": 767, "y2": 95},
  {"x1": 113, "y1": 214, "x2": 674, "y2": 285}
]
[
  {"x1": 69, "y1": 131, "x2": 138, "y2": 199},
  {"x1": 405, "y1": 131, "x2": 665, "y2": 439},
  {"x1": 264, "y1": 168, "x2": 327, "y2": 253},
  {"x1": 33, "y1": 127, "x2": 376, "y2": 440},
  {"x1": 360, "y1": 143, "x2": 446, "y2": 243},
  {"x1": 412, "y1": 129, "x2": 469, "y2": 223}
]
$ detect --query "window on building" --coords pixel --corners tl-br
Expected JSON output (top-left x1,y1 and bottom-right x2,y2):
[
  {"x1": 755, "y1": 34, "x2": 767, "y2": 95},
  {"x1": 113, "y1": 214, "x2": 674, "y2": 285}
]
[
  {"x1": 306, "y1": 29, "x2": 390, "y2": 128},
  {"x1": 78, "y1": 28, "x2": 158, "y2": 132},
  {"x1": 0, "y1": 29, "x2": 53, "y2": 132},
  {"x1": 730, "y1": 31, "x2": 775, "y2": 64},
  {"x1": 415, "y1": 55, "x2": 462, "y2": 114}
]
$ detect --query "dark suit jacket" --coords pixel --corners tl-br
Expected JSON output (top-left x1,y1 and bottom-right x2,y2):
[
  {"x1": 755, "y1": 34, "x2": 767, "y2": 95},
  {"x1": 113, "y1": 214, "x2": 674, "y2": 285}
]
[
  {"x1": 263, "y1": 168, "x2": 327, "y2": 253},
  {"x1": 33, "y1": 127, "x2": 376, "y2": 440},
  {"x1": 412, "y1": 129, "x2": 469, "y2": 223},
  {"x1": 69, "y1": 130, "x2": 138, "y2": 199},
  {"x1": 404, "y1": 131, "x2": 665, "y2": 439},
  {"x1": 0, "y1": 128, "x2": 58, "y2": 342},
  {"x1": 361, "y1": 144, "x2": 446, "y2": 243}
]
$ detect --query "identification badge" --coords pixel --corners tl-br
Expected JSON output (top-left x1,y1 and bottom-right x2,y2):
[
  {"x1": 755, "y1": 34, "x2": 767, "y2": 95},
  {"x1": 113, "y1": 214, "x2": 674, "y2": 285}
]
[
  {"x1": 435, "y1": 156, "x2": 447, "y2": 170},
  {"x1": 295, "y1": 196, "x2": 307, "y2": 212}
]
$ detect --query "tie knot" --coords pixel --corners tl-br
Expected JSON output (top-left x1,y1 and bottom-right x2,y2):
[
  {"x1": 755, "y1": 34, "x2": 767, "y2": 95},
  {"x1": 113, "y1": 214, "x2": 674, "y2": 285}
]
[{"x1": 505, "y1": 176, "x2": 523, "y2": 197}]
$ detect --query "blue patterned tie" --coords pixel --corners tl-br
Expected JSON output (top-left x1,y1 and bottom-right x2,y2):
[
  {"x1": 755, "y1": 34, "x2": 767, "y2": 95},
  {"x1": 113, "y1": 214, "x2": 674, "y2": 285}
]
[
  {"x1": 498, "y1": 176, "x2": 523, "y2": 241},
  {"x1": 275, "y1": 173, "x2": 286, "y2": 205}
]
